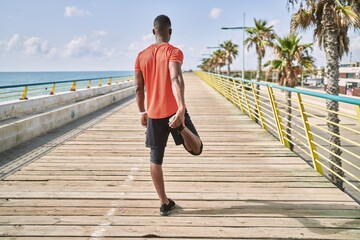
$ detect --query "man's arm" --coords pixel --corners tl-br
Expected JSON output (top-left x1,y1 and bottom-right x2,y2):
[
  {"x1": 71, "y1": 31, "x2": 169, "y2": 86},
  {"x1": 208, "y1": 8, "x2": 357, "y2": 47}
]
[
  {"x1": 135, "y1": 70, "x2": 147, "y2": 127},
  {"x1": 169, "y1": 61, "x2": 186, "y2": 128}
]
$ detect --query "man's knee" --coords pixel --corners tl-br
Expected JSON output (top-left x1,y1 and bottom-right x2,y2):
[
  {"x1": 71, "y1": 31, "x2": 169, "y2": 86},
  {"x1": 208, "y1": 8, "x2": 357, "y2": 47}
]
[
  {"x1": 150, "y1": 147, "x2": 165, "y2": 165},
  {"x1": 185, "y1": 142, "x2": 203, "y2": 156}
]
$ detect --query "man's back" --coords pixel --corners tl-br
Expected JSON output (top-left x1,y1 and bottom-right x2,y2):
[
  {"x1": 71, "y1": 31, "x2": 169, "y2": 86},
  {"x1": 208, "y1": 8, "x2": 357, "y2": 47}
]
[{"x1": 135, "y1": 43, "x2": 183, "y2": 119}]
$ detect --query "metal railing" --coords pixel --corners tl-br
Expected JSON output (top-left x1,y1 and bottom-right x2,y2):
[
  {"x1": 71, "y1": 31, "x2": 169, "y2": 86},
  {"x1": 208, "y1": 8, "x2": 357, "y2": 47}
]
[
  {"x1": 0, "y1": 75, "x2": 134, "y2": 102},
  {"x1": 195, "y1": 71, "x2": 360, "y2": 200}
]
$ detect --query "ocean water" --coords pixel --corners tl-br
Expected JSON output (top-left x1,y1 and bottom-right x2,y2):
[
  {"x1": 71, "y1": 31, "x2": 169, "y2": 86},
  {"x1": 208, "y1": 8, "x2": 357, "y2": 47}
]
[
  {"x1": 0, "y1": 71, "x2": 133, "y2": 102},
  {"x1": 0, "y1": 71, "x2": 133, "y2": 87}
]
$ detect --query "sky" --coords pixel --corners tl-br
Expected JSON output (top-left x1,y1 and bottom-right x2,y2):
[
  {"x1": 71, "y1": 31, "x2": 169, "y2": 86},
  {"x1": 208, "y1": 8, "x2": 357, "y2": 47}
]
[{"x1": 0, "y1": 0, "x2": 359, "y2": 72}]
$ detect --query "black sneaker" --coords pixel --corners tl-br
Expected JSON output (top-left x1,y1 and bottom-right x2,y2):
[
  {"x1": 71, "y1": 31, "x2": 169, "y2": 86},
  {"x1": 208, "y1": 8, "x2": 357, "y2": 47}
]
[{"x1": 160, "y1": 199, "x2": 176, "y2": 216}]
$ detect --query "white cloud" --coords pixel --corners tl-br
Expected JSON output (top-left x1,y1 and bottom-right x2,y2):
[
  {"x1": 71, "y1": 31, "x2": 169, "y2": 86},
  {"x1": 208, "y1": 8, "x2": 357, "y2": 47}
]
[
  {"x1": 128, "y1": 42, "x2": 141, "y2": 51},
  {"x1": 0, "y1": 34, "x2": 53, "y2": 56},
  {"x1": 209, "y1": 8, "x2": 222, "y2": 20},
  {"x1": 128, "y1": 33, "x2": 154, "y2": 52},
  {"x1": 142, "y1": 33, "x2": 153, "y2": 41},
  {"x1": 5, "y1": 33, "x2": 22, "y2": 51},
  {"x1": 0, "y1": 33, "x2": 115, "y2": 59},
  {"x1": 24, "y1": 37, "x2": 50, "y2": 55},
  {"x1": 64, "y1": 6, "x2": 90, "y2": 18},
  {"x1": 63, "y1": 35, "x2": 115, "y2": 58},
  {"x1": 63, "y1": 36, "x2": 88, "y2": 57}
]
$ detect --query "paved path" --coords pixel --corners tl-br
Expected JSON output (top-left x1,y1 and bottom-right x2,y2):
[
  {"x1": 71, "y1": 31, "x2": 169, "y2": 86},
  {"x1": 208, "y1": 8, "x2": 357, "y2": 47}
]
[{"x1": 0, "y1": 73, "x2": 359, "y2": 239}]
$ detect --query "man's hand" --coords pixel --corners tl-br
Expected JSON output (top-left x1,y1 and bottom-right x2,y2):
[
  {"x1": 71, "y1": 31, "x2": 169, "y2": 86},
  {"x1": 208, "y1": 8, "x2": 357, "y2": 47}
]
[
  {"x1": 140, "y1": 114, "x2": 148, "y2": 127},
  {"x1": 169, "y1": 108, "x2": 185, "y2": 129}
]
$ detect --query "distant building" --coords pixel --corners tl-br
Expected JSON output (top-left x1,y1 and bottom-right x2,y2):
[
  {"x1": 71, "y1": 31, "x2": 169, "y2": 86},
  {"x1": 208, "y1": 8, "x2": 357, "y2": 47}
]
[
  {"x1": 324, "y1": 62, "x2": 360, "y2": 97},
  {"x1": 304, "y1": 67, "x2": 324, "y2": 87},
  {"x1": 304, "y1": 77, "x2": 323, "y2": 86}
]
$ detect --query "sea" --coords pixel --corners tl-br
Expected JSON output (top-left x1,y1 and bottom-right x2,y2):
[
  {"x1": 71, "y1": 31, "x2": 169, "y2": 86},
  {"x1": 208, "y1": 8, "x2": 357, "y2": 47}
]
[
  {"x1": 0, "y1": 71, "x2": 133, "y2": 87},
  {"x1": 0, "y1": 71, "x2": 133, "y2": 102}
]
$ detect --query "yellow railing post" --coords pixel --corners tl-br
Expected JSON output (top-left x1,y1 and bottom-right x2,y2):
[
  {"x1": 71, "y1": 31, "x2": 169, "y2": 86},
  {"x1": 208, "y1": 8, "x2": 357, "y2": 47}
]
[
  {"x1": 356, "y1": 106, "x2": 360, "y2": 126},
  {"x1": 19, "y1": 86, "x2": 28, "y2": 100},
  {"x1": 211, "y1": 74, "x2": 217, "y2": 89},
  {"x1": 213, "y1": 75, "x2": 221, "y2": 95},
  {"x1": 222, "y1": 77, "x2": 231, "y2": 100},
  {"x1": 108, "y1": 77, "x2": 112, "y2": 85},
  {"x1": 99, "y1": 79, "x2": 102, "y2": 87},
  {"x1": 267, "y1": 86, "x2": 290, "y2": 148},
  {"x1": 87, "y1": 80, "x2": 91, "y2": 88},
  {"x1": 70, "y1": 81, "x2": 76, "y2": 91},
  {"x1": 297, "y1": 93, "x2": 324, "y2": 175},
  {"x1": 216, "y1": 76, "x2": 224, "y2": 96},
  {"x1": 50, "y1": 83, "x2": 56, "y2": 95},
  {"x1": 232, "y1": 78, "x2": 244, "y2": 113},
  {"x1": 226, "y1": 78, "x2": 233, "y2": 103},
  {"x1": 240, "y1": 81, "x2": 254, "y2": 120},
  {"x1": 251, "y1": 83, "x2": 267, "y2": 130}
]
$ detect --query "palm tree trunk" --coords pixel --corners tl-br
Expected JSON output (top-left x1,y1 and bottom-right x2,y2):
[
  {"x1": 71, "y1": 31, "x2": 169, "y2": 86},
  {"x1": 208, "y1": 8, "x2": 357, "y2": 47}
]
[
  {"x1": 323, "y1": 2, "x2": 343, "y2": 190},
  {"x1": 286, "y1": 91, "x2": 293, "y2": 151},
  {"x1": 254, "y1": 50, "x2": 262, "y2": 123},
  {"x1": 227, "y1": 62, "x2": 231, "y2": 76},
  {"x1": 256, "y1": 51, "x2": 262, "y2": 91}
]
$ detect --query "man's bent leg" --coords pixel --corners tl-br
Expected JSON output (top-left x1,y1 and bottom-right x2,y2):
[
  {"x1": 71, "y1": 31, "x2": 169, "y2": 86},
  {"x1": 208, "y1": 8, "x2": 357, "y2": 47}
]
[
  {"x1": 180, "y1": 127, "x2": 202, "y2": 155},
  {"x1": 170, "y1": 111, "x2": 203, "y2": 155}
]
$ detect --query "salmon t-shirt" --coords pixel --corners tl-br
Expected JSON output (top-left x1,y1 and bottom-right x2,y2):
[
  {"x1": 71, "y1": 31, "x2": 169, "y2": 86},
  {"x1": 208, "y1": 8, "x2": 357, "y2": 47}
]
[{"x1": 134, "y1": 43, "x2": 184, "y2": 119}]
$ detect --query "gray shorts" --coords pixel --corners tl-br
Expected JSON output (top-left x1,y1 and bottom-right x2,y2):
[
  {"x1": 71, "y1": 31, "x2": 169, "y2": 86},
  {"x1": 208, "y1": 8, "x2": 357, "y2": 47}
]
[{"x1": 146, "y1": 111, "x2": 202, "y2": 165}]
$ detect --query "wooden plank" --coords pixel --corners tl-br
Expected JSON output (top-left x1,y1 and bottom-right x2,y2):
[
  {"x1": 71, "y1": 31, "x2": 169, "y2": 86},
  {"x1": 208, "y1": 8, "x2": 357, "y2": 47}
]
[
  {"x1": 8, "y1": 169, "x2": 324, "y2": 177},
  {"x1": 1, "y1": 199, "x2": 358, "y2": 209},
  {"x1": 0, "y1": 180, "x2": 335, "y2": 191},
  {"x1": 1, "y1": 216, "x2": 359, "y2": 229},
  {"x1": 18, "y1": 164, "x2": 312, "y2": 171},
  {"x1": 0, "y1": 192, "x2": 355, "y2": 201},
  {"x1": 4, "y1": 175, "x2": 327, "y2": 182},
  {"x1": 0, "y1": 225, "x2": 359, "y2": 239},
  {"x1": 1, "y1": 206, "x2": 359, "y2": 218}
]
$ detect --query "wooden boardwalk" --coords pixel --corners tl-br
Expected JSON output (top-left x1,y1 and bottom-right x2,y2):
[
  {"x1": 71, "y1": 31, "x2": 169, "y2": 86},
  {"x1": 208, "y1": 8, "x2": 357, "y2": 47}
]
[{"x1": 0, "y1": 73, "x2": 359, "y2": 239}]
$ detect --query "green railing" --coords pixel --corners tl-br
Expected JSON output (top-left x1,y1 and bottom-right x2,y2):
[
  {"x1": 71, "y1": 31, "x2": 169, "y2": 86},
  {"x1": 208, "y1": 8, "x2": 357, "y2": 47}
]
[
  {"x1": 195, "y1": 71, "x2": 360, "y2": 200},
  {"x1": 0, "y1": 75, "x2": 134, "y2": 102}
]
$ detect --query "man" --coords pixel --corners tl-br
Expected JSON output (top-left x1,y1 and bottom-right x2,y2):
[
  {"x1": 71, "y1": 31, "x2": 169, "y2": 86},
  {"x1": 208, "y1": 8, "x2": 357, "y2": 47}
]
[{"x1": 134, "y1": 15, "x2": 203, "y2": 216}]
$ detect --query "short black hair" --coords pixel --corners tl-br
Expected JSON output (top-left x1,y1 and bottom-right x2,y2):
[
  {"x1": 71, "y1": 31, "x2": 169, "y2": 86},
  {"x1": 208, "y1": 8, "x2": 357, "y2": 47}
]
[{"x1": 153, "y1": 15, "x2": 171, "y2": 30}]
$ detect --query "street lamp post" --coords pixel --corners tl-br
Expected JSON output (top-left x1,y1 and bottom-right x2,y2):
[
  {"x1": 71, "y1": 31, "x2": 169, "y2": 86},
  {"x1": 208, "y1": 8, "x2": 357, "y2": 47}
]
[{"x1": 221, "y1": 13, "x2": 246, "y2": 79}]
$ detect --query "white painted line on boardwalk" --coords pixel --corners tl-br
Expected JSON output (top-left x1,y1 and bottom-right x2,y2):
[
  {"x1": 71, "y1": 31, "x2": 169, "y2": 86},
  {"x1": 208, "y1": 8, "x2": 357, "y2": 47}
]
[
  {"x1": 89, "y1": 163, "x2": 141, "y2": 239},
  {"x1": 89, "y1": 206, "x2": 116, "y2": 239},
  {"x1": 90, "y1": 228, "x2": 107, "y2": 239},
  {"x1": 125, "y1": 175, "x2": 134, "y2": 182},
  {"x1": 106, "y1": 208, "x2": 116, "y2": 216}
]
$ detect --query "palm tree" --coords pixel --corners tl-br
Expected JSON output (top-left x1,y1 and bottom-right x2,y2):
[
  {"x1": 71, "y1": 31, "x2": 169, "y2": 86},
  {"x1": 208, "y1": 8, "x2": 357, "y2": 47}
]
[
  {"x1": 288, "y1": 0, "x2": 360, "y2": 189},
  {"x1": 212, "y1": 49, "x2": 227, "y2": 74},
  {"x1": 219, "y1": 40, "x2": 239, "y2": 76},
  {"x1": 265, "y1": 33, "x2": 314, "y2": 151},
  {"x1": 198, "y1": 58, "x2": 212, "y2": 72},
  {"x1": 245, "y1": 19, "x2": 276, "y2": 90}
]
